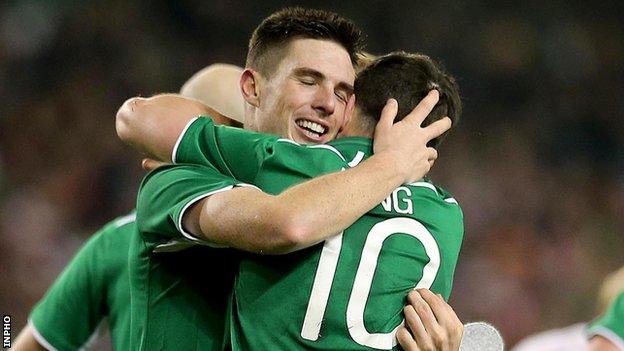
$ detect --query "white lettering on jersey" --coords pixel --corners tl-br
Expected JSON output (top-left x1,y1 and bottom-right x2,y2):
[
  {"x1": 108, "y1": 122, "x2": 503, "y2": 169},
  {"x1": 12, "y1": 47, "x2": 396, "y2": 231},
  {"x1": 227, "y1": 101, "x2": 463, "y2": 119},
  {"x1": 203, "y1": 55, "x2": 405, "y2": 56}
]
[{"x1": 380, "y1": 187, "x2": 413, "y2": 215}]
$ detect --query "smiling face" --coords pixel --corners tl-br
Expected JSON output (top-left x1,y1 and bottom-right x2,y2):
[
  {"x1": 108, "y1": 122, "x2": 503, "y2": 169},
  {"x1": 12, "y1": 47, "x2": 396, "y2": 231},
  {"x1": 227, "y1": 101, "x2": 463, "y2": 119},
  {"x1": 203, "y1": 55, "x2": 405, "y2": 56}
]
[{"x1": 252, "y1": 38, "x2": 356, "y2": 144}]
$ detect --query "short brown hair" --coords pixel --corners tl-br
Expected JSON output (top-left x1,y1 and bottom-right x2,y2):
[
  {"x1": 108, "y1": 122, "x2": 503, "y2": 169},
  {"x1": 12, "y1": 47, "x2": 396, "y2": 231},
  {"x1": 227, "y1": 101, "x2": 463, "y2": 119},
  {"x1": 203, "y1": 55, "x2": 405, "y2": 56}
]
[
  {"x1": 354, "y1": 51, "x2": 462, "y2": 149},
  {"x1": 246, "y1": 7, "x2": 364, "y2": 77}
]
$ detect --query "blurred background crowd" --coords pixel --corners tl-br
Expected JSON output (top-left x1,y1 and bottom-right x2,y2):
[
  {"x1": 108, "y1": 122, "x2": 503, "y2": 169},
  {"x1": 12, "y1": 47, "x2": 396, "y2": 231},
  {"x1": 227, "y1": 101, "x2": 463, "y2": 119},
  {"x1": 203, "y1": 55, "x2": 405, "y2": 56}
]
[{"x1": 1, "y1": 1, "x2": 622, "y2": 349}]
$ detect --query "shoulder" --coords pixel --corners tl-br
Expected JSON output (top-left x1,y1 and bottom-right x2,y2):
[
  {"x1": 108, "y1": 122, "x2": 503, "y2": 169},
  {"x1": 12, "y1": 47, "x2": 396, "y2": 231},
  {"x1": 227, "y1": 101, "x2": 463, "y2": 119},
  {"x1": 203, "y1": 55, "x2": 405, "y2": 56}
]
[
  {"x1": 87, "y1": 213, "x2": 136, "y2": 251},
  {"x1": 272, "y1": 138, "x2": 348, "y2": 166},
  {"x1": 140, "y1": 163, "x2": 235, "y2": 190},
  {"x1": 73, "y1": 213, "x2": 136, "y2": 275},
  {"x1": 407, "y1": 180, "x2": 462, "y2": 211}
]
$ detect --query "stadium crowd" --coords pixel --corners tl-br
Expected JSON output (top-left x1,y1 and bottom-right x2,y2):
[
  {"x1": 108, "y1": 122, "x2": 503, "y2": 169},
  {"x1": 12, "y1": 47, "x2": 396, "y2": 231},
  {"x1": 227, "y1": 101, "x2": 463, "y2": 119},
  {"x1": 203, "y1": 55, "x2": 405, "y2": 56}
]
[{"x1": 1, "y1": 1, "x2": 622, "y2": 348}]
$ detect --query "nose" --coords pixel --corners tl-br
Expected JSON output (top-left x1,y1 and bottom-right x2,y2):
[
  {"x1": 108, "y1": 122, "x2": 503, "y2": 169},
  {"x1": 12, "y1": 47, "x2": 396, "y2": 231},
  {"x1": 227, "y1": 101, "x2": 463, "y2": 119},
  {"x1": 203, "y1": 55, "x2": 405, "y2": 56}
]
[{"x1": 312, "y1": 85, "x2": 335, "y2": 116}]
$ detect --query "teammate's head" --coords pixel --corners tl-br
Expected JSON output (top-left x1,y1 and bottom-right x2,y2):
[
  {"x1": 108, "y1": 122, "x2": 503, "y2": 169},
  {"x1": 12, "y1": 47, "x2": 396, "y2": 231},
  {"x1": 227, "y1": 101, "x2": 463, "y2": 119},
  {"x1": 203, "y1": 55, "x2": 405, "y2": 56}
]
[
  {"x1": 348, "y1": 51, "x2": 462, "y2": 149},
  {"x1": 241, "y1": 7, "x2": 364, "y2": 144},
  {"x1": 180, "y1": 63, "x2": 245, "y2": 123}
]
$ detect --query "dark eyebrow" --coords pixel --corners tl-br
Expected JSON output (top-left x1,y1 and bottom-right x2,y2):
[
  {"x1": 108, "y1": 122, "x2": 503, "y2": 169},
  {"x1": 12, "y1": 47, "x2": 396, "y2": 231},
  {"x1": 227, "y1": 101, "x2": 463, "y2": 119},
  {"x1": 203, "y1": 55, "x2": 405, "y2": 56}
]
[{"x1": 293, "y1": 67, "x2": 354, "y2": 95}]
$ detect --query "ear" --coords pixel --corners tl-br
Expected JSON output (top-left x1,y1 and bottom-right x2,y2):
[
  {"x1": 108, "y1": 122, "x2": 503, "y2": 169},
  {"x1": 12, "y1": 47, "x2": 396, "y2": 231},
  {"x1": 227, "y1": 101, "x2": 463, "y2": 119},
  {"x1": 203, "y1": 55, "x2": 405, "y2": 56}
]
[
  {"x1": 240, "y1": 68, "x2": 261, "y2": 108},
  {"x1": 340, "y1": 93, "x2": 356, "y2": 131}
]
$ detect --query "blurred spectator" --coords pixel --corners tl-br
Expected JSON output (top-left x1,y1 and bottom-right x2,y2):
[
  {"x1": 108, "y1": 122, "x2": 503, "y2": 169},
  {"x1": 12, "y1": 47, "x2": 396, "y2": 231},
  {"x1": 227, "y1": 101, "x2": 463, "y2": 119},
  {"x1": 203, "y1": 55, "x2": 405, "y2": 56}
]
[{"x1": 1, "y1": 2, "x2": 622, "y2": 349}]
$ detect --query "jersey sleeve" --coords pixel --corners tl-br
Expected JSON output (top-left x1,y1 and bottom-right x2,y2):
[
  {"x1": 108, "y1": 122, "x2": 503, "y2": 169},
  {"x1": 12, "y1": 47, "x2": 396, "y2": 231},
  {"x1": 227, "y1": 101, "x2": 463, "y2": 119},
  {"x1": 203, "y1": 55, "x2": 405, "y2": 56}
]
[
  {"x1": 172, "y1": 116, "x2": 267, "y2": 182},
  {"x1": 136, "y1": 163, "x2": 252, "y2": 246},
  {"x1": 587, "y1": 292, "x2": 624, "y2": 350},
  {"x1": 28, "y1": 221, "x2": 124, "y2": 351},
  {"x1": 173, "y1": 117, "x2": 347, "y2": 188}
]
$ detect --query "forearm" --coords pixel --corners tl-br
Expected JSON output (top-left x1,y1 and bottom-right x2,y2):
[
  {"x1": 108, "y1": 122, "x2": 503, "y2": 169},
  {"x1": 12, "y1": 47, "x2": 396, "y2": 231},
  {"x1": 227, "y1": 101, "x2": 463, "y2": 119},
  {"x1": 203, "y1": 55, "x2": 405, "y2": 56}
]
[
  {"x1": 194, "y1": 151, "x2": 407, "y2": 254},
  {"x1": 12, "y1": 325, "x2": 47, "y2": 351},
  {"x1": 115, "y1": 94, "x2": 233, "y2": 161},
  {"x1": 272, "y1": 151, "x2": 407, "y2": 251}
]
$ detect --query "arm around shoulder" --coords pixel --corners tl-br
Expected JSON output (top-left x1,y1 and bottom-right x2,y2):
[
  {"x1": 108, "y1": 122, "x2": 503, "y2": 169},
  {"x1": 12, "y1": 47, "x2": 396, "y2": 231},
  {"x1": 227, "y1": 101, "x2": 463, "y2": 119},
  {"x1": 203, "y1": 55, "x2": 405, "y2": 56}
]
[
  {"x1": 184, "y1": 187, "x2": 310, "y2": 254},
  {"x1": 115, "y1": 94, "x2": 233, "y2": 161}
]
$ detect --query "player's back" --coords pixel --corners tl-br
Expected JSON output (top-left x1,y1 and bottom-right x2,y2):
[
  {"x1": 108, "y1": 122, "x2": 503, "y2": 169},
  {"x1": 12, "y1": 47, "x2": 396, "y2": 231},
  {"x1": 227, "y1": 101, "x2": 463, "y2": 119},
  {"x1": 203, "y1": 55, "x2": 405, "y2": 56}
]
[{"x1": 230, "y1": 137, "x2": 464, "y2": 350}]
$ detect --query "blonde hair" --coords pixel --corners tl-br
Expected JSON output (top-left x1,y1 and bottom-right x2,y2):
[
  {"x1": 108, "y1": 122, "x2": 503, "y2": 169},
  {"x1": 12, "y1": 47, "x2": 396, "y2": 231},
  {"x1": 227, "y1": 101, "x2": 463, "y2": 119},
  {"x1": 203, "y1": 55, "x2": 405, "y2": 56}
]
[{"x1": 355, "y1": 51, "x2": 377, "y2": 73}]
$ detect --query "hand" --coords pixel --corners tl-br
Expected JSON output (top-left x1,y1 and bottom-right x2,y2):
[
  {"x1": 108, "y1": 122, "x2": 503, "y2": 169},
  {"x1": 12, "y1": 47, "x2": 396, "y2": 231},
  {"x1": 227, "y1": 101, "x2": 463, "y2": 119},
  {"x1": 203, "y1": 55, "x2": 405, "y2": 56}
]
[
  {"x1": 373, "y1": 90, "x2": 452, "y2": 184},
  {"x1": 141, "y1": 158, "x2": 168, "y2": 171},
  {"x1": 588, "y1": 335, "x2": 620, "y2": 351},
  {"x1": 397, "y1": 289, "x2": 463, "y2": 351}
]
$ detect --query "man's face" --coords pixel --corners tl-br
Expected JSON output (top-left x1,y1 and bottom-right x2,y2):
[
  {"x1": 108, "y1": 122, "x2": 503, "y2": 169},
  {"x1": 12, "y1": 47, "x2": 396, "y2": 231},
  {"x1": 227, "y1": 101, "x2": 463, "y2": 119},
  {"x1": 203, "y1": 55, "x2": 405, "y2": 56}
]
[{"x1": 254, "y1": 38, "x2": 355, "y2": 144}]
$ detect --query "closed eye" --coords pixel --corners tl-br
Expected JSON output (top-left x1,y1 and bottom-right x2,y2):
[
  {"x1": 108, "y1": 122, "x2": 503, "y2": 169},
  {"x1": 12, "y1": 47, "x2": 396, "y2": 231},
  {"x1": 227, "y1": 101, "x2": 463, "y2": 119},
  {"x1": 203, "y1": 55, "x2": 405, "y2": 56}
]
[{"x1": 335, "y1": 91, "x2": 347, "y2": 103}]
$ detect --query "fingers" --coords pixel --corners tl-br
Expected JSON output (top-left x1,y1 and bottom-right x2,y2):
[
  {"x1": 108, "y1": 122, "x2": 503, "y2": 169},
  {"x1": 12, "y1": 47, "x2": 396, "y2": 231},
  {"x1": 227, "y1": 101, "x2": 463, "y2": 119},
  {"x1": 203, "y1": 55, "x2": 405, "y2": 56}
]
[
  {"x1": 408, "y1": 290, "x2": 438, "y2": 332},
  {"x1": 403, "y1": 90, "x2": 440, "y2": 126},
  {"x1": 423, "y1": 147, "x2": 438, "y2": 174},
  {"x1": 142, "y1": 158, "x2": 168, "y2": 171},
  {"x1": 424, "y1": 117, "x2": 452, "y2": 141},
  {"x1": 397, "y1": 325, "x2": 421, "y2": 351},
  {"x1": 403, "y1": 305, "x2": 434, "y2": 350},
  {"x1": 416, "y1": 289, "x2": 464, "y2": 350},
  {"x1": 427, "y1": 148, "x2": 438, "y2": 163},
  {"x1": 417, "y1": 289, "x2": 448, "y2": 322},
  {"x1": 375, "y1": 98, "x2": 399, "y2": 134}
]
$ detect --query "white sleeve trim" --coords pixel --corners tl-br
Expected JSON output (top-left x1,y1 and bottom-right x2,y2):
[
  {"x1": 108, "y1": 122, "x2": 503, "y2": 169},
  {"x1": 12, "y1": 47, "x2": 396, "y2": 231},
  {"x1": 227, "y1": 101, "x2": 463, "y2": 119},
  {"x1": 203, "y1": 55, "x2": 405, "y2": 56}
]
[
  {"x1": 175, "y1": 183, "x2": 260, "y2": 246},
  {"x1": 113, "y1": 213, "x2": 136, "y2": 228},
  {"x1": 589, "y1": 326, "x2": 624, "y2": 351},
  {"x1": 276, "y1": 138, "x2": 300, "y2": 146},
  {"x1": 236, "y1": 183, "x2": 261, "y2": 190},
  {"x1": 176, "y1": 185, "x2": 234, "y2": 243},
  {"x1": 306, "y1": 144, "x2": 346, "y2": 162},
  {"x1": 171, "y1": 117, "x2": 199, "y2": 163},
  {"x1": 28, "y1": 319, "x2": 58, "y2": 351},
  {"x1": 347, "y1": 151, "x2": 365, "y2": 167}
]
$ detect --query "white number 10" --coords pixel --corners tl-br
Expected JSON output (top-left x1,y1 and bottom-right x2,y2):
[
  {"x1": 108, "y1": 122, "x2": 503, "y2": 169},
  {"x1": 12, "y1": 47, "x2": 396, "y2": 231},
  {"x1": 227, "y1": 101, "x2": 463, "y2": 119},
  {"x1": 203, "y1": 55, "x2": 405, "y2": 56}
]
[{"x1": 301, "y1": 217, "x2": 441, "y2": 350}]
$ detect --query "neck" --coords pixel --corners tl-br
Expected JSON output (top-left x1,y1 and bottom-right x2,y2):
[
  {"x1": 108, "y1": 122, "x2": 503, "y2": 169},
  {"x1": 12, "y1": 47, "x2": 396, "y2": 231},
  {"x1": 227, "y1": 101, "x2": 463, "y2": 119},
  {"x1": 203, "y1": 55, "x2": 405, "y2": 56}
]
[
  {"x1": 339, "y1": 113, "x2": 374, "y2": 139},
  {"x1": 243, "y1": 107, "x2": 257, "y2": 131}
]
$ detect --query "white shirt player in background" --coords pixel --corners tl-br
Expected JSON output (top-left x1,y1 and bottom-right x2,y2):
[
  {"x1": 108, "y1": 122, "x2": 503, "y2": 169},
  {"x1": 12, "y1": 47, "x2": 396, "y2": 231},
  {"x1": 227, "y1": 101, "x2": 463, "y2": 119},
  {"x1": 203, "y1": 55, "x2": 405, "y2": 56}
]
[{"x1": 512, "y1": 266, "x2": 624, "y2": 351}]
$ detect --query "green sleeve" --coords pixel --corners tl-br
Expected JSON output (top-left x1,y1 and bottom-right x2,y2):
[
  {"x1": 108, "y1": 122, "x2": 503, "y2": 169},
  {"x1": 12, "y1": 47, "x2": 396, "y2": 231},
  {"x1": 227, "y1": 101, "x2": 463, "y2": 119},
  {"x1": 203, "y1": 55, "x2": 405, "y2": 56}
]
[
  {"x1": 174, "y1": 117, "x2": 347, "y2": 190},
  {"x1": 136, "y1": 163, "x2": 247, "y2": 246},
  {"x1": 588, "y1": 292, "x2": 624, "y2": 349},
  {"x1": 29, "y1": 216, "x2": 133, "y2": 351}
]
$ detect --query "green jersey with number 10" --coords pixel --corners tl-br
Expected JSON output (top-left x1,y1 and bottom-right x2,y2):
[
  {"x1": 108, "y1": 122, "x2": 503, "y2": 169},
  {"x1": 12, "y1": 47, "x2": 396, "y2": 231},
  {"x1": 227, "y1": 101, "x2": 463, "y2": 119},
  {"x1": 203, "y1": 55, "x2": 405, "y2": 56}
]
[{"x1": 175, "y1": 117, "x2": 464, "y2": 350}]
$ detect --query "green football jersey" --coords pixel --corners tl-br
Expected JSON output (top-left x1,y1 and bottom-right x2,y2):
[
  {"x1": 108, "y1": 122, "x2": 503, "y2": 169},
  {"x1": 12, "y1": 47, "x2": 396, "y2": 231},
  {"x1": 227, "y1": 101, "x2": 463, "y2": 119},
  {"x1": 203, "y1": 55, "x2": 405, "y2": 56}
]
[
  {"x1": 130, "y1": 163, "x2": 246, "y2": 350},
  {"x1": 587, "y1": 292, "x2": 624, "y2": 349},
  {"x1": 174, "y1": 117, "x2": 464, "y2": 350},
  {"x1": 29, "y1": 213, "x2": 134, "y2": 351}
]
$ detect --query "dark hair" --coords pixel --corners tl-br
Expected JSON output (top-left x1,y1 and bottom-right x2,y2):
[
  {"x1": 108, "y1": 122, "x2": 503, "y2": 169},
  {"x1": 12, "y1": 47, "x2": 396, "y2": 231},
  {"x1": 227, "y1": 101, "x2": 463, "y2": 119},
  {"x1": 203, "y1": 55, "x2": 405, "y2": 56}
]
[
  {"x1": 354, "y1": 51, "x2": 462, "y2": 149},
  {"x1": 246, "y1": 7, "x2": 364, "y2": 76}
]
